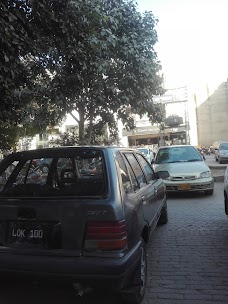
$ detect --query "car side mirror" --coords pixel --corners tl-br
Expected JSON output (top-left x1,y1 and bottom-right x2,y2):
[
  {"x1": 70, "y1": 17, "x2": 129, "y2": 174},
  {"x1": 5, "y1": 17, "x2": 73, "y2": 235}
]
[{"x1": 156, "y1": 170, "x2": 170, "y2": 179}]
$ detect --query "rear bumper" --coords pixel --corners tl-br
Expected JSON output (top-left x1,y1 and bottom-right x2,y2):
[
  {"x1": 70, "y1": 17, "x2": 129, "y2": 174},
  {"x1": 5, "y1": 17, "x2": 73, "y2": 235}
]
[
  {"x1": 219, "y1": 156, "x2": 228, "y2": 162},
  {"x1": 0, "y1": 241, "x2": 142, "y2": 291}
]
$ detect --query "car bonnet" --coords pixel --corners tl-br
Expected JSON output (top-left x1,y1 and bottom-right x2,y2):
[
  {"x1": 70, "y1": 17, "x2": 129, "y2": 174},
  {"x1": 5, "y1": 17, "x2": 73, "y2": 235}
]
[{"x1": 154, "y1": 161, "x2": 211, "y2": 175}]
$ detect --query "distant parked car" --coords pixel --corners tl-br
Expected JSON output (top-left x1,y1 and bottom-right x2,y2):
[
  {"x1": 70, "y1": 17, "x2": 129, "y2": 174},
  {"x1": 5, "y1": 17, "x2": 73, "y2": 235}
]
[
  {"x1": 0, "y1": 146, "x2": 169, "y2": 303},
  {"x1": 153, "y1": 145, "x2": 214, "y2": 195},
  {"x1": 224, "y1": 167, "x2": 228, "y2": 215},
  {"x1": 136, "y1": 147, "x2": 154, "y2": 163},
  {"x1": 214, "y1": 142, "x2": 228, "y2": 163}
]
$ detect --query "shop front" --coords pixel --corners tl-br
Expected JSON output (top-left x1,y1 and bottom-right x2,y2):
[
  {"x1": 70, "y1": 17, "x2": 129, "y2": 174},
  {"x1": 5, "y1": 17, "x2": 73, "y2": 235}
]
[{"x1": 122, "y1": 125, "x2": 187, "y2": 147}]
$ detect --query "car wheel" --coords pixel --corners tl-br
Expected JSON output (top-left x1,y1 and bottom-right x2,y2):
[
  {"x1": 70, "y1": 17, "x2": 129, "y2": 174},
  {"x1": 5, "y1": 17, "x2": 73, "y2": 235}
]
[
  {"x1": 205, "y1": 189, "x2": 214, "y2": 195},
  {"x1": 158, "y1": 200, "x2": 168, "y2": 225},
  {"x1": 225, "y1": 192, "x2": 228, "y2": 215},
  {"x1": 41, "y1": 165, "x2": 49, "y2": 174},
  {"x1": 121, "y1": 239, "x2": 147, "y2": 304}
]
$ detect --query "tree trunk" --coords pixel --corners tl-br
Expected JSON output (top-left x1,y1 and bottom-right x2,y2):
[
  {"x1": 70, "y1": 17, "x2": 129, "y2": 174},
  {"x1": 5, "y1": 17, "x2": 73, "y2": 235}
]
[
  {"x1": 78, "y1": 105, "x2": 85, "y2": 144},
  {"x1": 87, "y1": 107, "x2": 95, "y2": 145}
]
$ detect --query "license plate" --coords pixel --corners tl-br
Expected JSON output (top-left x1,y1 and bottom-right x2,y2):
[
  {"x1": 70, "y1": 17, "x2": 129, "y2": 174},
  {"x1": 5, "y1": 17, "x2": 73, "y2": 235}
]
[
  {"x1": 177, "y1": 183, "x2": 191, "y2": 190},
  {"x1": 8, "y1": 222, "x2": 45, "y2": 247}
]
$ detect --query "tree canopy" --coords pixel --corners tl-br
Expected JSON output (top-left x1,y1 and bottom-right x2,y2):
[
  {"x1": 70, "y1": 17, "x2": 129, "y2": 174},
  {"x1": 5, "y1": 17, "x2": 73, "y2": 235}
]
[{"x1": 1, "y1": 0, "x2": 164, "y2": 147}]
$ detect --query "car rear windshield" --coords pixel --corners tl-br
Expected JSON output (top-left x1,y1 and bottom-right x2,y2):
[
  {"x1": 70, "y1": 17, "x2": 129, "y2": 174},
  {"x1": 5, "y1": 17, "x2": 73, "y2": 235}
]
[
  {"x1": 220, "y1": 143, "x2": 228, "y2": 150},
  {"x1": 0, "y1": 149, "x2": 106, "y2": 198},
  {"x1": 137, "y1": 148, "x2": 149, "y2": 154}
]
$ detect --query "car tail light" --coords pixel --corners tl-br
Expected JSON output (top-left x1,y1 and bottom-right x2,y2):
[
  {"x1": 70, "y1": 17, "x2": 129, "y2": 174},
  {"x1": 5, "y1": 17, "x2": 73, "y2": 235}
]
[{"x1": 84, "y1": 220, "x2": 127, "y2": 251}]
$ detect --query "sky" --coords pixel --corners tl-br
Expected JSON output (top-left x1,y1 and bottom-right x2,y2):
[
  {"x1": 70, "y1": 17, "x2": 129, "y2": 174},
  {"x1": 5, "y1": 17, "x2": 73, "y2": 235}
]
[{"x1": 135, "y1": 0, "x2": 228, "y2": 93}]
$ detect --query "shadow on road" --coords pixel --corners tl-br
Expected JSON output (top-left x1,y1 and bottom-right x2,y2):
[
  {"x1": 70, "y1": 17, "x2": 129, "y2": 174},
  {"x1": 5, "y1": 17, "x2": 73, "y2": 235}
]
[{"x1": 167, "y1": 191, "x2": 209, "y2": 200}]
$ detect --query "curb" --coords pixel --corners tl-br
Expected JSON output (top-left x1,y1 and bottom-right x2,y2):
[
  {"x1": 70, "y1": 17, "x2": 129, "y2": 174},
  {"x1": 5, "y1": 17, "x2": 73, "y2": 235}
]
[
  {"x1": 214, "y1": 175, "x2": 224, "y2": 182},
  {"x1": 207, "y1": 165, "x2": 226, "y2": 183},
  {"x1": 209, "y1": 165, "x2": 227, "y2": 169}
]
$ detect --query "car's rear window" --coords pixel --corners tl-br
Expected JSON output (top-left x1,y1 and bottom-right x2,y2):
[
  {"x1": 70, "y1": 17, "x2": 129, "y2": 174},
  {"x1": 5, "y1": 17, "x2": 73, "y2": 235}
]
[
  {"x1": 0, "y1": 150, "x2": 106, "y2": 198},
  {"x1": 220, "y1": 143, "x2": 228, "y2": 150},
  {"x1": 137, "y1": 148, "x2": 149, "y2": 155}
]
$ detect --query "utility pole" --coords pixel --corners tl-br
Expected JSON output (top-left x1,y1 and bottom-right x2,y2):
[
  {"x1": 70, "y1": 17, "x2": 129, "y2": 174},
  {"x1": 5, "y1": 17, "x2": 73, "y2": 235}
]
[{"x1": 184, "y1": 86, "x2": 190, "y2": 144}]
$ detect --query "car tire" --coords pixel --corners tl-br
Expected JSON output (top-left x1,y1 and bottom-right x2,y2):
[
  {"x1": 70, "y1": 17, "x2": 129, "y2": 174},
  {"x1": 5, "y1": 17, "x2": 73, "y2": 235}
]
[
  {"x1": 158, "y1": 200, "x2": 168, "y2": 225},
  {"x1": 121, "y1": 239, "x2": 147, "y2": 304},
  {"x1": 225, "y1": 192, "x2": 228, "y2": 215},
  {"x1": 205, "y1": 189, "x2": 214, "y2": 195}
]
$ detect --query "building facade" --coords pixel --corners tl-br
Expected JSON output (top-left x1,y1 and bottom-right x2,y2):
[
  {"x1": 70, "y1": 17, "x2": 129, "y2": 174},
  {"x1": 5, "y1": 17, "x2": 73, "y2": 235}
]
[
  {"x1": 120, "y1": 87, "x2": 190, "y2": 148},
  {"x1": 196, "y1": 80, "x2": 228, "y2": 146}
]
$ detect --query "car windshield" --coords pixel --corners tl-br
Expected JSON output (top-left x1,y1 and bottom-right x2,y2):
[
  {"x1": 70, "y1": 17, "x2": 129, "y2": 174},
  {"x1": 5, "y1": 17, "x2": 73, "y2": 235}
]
[
  {"x1": 0, "y1": 150, "x2": 106, "y2": 198},
  {"x1": 155, "y1": 146, "x2": 202, "y2": 164}
]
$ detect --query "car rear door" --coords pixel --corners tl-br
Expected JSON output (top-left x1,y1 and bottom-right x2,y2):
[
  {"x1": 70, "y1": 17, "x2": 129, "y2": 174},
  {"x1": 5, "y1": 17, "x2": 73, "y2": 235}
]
[
  {"x1": 136, "y1": 153, "x2": 165, "y2": 217},
  {"x1": 123, "y1": 152, "x2": 158, "y2": 227}
]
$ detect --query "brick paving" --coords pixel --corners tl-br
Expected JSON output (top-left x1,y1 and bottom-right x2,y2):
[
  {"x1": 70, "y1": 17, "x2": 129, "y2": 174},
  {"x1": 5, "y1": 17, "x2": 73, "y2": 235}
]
[{"x1": 143, "y1": 182, "x2": 228, "y2": 304}]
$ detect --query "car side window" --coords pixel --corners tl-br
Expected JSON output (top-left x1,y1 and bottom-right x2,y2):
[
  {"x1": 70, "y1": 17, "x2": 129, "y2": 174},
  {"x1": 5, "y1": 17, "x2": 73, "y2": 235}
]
[
  {"x1": 124, "y1": 153, "x2": 146, "y2": 188},
  {"x1": 0, "y1": 161, "x2": 19, "y2": 190},
  {"x1": 126, "y1": 161, "x2": 140, "y2": 191},
  {"x1": 136, "y1": 153, "x2": 156, "y2": 182},
  {"x1": 116, "y1": 153, "x2": 133, "y2": 194}
]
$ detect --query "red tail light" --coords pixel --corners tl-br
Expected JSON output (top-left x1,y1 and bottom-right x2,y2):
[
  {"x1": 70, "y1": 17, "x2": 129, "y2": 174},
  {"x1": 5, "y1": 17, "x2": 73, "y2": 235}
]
[{"x1": 84, "y1": 220, "x2": 127, "y2": 251}]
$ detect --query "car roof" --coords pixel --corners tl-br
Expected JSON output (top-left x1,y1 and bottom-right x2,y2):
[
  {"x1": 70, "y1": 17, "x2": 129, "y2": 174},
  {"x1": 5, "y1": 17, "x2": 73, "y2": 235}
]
[
  {"x1": 5, "y1": 146, "x2": 135, "y2": 158},
  {"x1": 219, "y1": 142, "x2": 228, "y2": 146},
  {"x1": 158, "y1": 145, "x2": 194, "y2": 149}
]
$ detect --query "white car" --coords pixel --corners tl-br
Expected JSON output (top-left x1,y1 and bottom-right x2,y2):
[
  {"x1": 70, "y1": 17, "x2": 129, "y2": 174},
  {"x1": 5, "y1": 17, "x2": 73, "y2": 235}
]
[
  {"x1": 136, "y1": 148, "x2": 154, "y2": 163},
  {"x1": 153, "y1": 145, "x2": 214, "y2": 195},
  {"x1": 224, "y1": 167, "x2": 228, "y2": 215}
]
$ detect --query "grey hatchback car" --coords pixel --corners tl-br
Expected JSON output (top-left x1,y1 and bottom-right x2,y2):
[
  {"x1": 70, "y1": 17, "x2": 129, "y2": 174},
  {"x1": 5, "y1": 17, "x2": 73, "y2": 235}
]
[
  {"x1": 0, "y1": 146, "x2": 168, "y2": 303},
  {"x1": 215, "y1": 141, "x2": 228, "y2": 163}
]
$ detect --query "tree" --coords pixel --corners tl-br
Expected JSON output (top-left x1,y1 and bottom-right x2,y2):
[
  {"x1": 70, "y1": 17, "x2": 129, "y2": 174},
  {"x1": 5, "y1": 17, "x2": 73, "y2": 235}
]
[
  {"x1": 49, "y1": 132, "x2": 78, "y2": 147},
  {"x1": 0, "y1": 121, "x2": 44, "y2": 152},
  {"x1": 47, "y1": 0, "x2": 164, "y2": 144},
  {"x1": 1, "y1": 0, "x2": 164, "y2": 145},
  {"x1": 0, "y1": 0, "x2": 32, "y2": 123}
]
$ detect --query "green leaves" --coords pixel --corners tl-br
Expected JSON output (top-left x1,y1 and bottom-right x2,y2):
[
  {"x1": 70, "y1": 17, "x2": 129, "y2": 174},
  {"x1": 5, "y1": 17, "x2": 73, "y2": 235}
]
[{"x1": 1, "y1": 0, "x2": 164, "y2": 147}]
